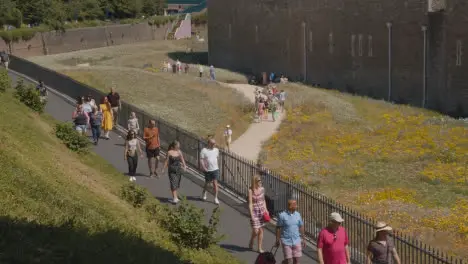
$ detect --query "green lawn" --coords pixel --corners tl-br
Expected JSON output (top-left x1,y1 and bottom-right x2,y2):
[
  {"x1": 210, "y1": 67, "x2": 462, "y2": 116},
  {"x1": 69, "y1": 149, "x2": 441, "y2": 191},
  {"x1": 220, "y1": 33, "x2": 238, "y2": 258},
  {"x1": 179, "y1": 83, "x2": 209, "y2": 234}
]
[{"x1": 0, "y1": 88, "x2": 241, "y2": 264}]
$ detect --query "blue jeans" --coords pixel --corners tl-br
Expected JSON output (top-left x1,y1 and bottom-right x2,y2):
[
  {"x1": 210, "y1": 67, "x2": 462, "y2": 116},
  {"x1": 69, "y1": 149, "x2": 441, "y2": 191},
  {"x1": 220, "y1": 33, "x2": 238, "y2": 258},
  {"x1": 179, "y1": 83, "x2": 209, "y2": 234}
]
[{"x1": 91, "y1": 125, "x2": 101, "y2": 142}]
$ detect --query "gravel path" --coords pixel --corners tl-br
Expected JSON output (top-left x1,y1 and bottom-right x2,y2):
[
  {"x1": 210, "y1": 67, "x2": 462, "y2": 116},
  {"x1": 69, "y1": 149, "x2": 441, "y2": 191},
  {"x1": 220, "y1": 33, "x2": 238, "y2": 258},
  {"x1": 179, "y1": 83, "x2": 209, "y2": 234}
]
[{"x1": 223, "y1": 83, "x2": 285, "y2": 162}]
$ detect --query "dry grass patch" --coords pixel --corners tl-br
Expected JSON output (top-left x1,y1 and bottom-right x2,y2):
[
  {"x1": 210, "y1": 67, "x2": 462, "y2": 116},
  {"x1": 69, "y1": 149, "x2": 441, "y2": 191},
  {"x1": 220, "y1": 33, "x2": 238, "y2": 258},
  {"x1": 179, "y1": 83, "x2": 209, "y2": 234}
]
[
  {"x1": 27, "y1": 37, "x2": 251, "y2": 142},
  {"x1": 261, "y1": 83, "x2": 468, "y2": 259},
  {"x1": 59, "y1": 68, "x2": 252, "y2": 143}
]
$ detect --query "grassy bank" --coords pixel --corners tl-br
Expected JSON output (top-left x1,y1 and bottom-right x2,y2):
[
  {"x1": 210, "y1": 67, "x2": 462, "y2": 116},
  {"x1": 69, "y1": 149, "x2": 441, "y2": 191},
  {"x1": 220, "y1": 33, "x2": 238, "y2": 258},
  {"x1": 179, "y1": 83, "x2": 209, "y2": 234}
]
[
  {"x1": 0, "y1": 88, "x2": 242, "y2": 264},
  {"x1": 260, "y1": 83, "x2": 468, "y2": 259},
  {"x1": 28, "y1": 38, "x2": 251, "y2": 144}
]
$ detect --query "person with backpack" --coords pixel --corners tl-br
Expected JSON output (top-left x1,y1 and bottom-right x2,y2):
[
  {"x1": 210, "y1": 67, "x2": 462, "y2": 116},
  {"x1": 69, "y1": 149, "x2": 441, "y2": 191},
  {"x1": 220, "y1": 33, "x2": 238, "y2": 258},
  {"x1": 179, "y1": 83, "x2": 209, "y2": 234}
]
[
  {"x1": 1, "y1": 51, "x2": 9, "y2": 69},
  {"x1": 89, "y1": 106, "x2": 103, "y2": 145},
  {"x1": 366, "y1": 222, "x2": 401, "y2": 264},
  {"x1": 72, "y1": 104, "x2": 90, "y2": 136},
  {"x1": 36, "y1": 80, "x2": 48, "y2": 103}
]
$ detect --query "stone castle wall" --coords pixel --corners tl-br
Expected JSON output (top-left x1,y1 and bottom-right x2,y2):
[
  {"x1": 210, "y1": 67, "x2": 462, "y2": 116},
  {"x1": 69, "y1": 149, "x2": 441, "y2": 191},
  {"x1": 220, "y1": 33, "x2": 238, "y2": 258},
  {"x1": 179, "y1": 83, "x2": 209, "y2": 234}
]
[{"x1": 208, "y1": 0, "x2": 468, "y2": 117}]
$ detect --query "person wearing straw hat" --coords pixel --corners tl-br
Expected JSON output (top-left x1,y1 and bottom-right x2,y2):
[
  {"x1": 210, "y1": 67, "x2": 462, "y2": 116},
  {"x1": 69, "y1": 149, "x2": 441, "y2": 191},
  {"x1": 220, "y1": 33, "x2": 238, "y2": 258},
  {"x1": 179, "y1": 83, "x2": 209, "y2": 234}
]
[
  {"x1": 317, "y1": 212, "x2": 351, "y2": 264},
  {"x1": 224, "y1": 125, "x2": 232, "y2": 151},
  {"x1": 366, "y1": 222, "x2": 401, "y2": 264}
]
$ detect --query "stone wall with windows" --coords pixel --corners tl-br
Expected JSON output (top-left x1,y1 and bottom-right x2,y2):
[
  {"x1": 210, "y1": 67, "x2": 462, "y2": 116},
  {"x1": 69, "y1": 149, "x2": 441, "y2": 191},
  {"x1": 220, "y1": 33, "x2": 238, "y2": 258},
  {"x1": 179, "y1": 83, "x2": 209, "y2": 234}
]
[{"x1": 208, "y1": 0, "x2": 467, "y2": 117}]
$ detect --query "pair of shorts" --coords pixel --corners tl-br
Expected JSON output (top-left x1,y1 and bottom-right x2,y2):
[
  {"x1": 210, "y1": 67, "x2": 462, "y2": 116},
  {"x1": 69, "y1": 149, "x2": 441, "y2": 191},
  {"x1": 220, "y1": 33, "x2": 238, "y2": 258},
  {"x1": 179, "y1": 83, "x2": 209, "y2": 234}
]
[
  {"x1": 146, "y1": 147, "x2": 160, "y2": 158},
  {"x1": 204, "y1": 169, "x2": 220, "y2": 182},
  {"x1": 283, "y1": 242, "x2": 302, "y2": 259},
  {"x1": 75, "y1": 125, "x2": 87, "y2": 133}
]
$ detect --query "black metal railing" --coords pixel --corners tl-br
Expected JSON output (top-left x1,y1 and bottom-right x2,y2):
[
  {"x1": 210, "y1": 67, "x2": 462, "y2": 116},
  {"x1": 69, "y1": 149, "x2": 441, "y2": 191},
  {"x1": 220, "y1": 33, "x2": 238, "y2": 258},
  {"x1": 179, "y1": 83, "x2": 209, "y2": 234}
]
[{"x1": 9, "y1": 55, "x2": 466, "y2": 264}]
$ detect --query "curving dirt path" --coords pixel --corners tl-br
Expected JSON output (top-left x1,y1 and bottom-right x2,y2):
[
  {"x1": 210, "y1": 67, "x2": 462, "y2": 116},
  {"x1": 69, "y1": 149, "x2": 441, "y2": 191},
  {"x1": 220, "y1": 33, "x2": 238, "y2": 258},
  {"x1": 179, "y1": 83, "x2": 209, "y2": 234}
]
[{"x1": 223, "y1": 83, "x2": 285, "y2": 162}]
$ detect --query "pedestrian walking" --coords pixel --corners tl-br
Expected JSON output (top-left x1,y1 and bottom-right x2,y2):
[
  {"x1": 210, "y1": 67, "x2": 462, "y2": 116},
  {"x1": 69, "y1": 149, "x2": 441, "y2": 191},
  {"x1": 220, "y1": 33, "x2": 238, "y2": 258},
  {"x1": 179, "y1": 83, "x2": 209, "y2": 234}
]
[
  {"x1": 36, "y1": 80, "x2": 48, "y2": 103},
  {"x1": 200, "y1": 138, "x2": 220, "y2": 205},
  {"x1": 82, "y1": 95, "x2": 93, "y2": 115},
  {"x1": 198, "y1": 64, "x2": 204, "y2": 78},
  {"x1": 127, "y1": 112, "x2": 140, "y2": 135},
  {"x1": 72, "y1": 104, "x2": 90, "y2": 136},
  {"x1": 86, "y1": 94, "x2": 97, "y2": 109},
  {"x1": 184, "y1": 63, "x2": 189, "y2": 74},
  {"x1": 317, "y1": 212, "x2": 351, "y2": 264},
  {"x1": 248, "y1": 174, "x2": 270, "y2": 253},
  {"x1": 162, "y1": 140, "x2": 187, "y2": 204},
  {"x1": 124, "y1": 130, "x2": 144, "y2": 182},
  {"x1": 107, "y1": 87, "x2": 121, "y2": 126},
  {"x1": 143, "y1": 120, "x2": 160, "y2": 177},
  {"x1": 366, "y1": 222, "x2": 401, "y2": 264},
  {"x1": 224, "y1": 125, "x2": 232, "y2": 151},
  {"x1": 89, "y1": 106, "x2": 103, "y2": 145},
  {"x1": 279, "y1": 90, "x2": 287, "y2": 113},
  {"x1": 1, "y1": 51, "x2": 10, "y2": 69},
  {"x1": 271, "y1": 98, "x2": 279, "y2": 122},
  {"x1": 100, "y1": 97, "x2": 113, "y2": 139},
  {"x1": 258, "y1": 98, "x2": 265, "y2": 123},
  {"x1": 276, "y1": 199, "x2": 306, "y2": 264},
  {"x1": 209, "y1": 65, "x2": 216, "y2": 80}
]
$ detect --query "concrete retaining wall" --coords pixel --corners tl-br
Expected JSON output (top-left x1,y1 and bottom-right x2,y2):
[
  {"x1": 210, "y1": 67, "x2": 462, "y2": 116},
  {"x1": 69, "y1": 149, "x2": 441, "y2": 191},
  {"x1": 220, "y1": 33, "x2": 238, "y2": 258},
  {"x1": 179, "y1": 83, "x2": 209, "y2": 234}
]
[{"x1": 0, "y1": 22, "x2": 173, "y2": 57}]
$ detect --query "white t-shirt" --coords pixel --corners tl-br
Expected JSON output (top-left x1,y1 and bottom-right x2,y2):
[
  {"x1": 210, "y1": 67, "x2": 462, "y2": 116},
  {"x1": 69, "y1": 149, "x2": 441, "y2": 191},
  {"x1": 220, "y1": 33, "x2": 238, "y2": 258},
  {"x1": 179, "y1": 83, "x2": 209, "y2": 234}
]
[{"x1": 200, "y1": 147, "x2": 219, "y2": 171}]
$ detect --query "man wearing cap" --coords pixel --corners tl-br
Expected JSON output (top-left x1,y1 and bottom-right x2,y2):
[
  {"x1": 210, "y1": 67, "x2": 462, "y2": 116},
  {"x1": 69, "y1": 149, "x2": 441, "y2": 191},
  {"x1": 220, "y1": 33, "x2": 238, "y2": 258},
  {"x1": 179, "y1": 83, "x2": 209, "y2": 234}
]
[
  {"x1": 317, "y1": 212, "x2": 351, "y2": 264},
  {"x1": 224, "y1": 125, "x2": 232, "y2": 151},
  {"x1": 366, "y1": 222, "x2": 401, "y2": 264},
  {"x1": 275, "y1": 199, "x2": 306, "y2": 264}
]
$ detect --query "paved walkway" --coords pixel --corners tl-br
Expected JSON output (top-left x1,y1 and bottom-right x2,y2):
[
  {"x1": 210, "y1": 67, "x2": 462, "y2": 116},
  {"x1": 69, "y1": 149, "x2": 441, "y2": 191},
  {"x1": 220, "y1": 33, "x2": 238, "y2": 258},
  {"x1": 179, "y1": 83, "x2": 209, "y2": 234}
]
[
  {"x1": 9, "y1": 72, "x2": 317, "y2": 264},
  {"x1": 223, "y1": 83, "x2": 285, "y2": 162}
]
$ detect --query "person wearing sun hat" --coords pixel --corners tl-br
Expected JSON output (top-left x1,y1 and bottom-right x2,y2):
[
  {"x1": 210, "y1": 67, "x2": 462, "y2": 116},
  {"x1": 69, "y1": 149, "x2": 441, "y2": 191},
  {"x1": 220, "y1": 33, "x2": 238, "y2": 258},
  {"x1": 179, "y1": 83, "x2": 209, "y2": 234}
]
[
  {"x1": 317, "y1": 212, "x2": 351, "y2": 264},
  {"x1": 366, "y1": 222, "x2": 401, "y2": 264},
  {"x1": 224, "y1": 125, "x2": 232, "y2": 151}
]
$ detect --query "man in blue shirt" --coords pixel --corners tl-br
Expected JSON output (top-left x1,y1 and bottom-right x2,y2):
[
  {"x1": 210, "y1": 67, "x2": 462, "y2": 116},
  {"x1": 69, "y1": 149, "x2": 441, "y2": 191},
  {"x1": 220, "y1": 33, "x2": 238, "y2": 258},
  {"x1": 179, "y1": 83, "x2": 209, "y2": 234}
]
[{"x1": 276, "y1": 199, "x2": 306, "y2": 264}]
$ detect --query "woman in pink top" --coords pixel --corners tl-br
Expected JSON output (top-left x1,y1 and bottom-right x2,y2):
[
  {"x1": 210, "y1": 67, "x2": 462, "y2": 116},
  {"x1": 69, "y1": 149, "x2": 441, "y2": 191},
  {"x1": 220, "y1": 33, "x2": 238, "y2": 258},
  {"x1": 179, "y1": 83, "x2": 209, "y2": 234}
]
[
  {"x1": 257, "y1": 98, "x2": 265, "y2": 123},
  {"x1": 248, "y1": 174, "x2": 269, "y2": 253},
  {"x1": 317, "y1": 212, "x2": 351, "y2": 264}
]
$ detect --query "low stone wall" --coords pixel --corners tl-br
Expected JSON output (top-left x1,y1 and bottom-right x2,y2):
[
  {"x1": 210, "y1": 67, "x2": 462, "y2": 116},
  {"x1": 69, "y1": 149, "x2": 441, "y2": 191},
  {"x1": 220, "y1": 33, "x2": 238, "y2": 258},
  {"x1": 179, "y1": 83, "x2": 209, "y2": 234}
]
[{"x1": 0, "y1": 22, "x2": 173, "y2": 57}]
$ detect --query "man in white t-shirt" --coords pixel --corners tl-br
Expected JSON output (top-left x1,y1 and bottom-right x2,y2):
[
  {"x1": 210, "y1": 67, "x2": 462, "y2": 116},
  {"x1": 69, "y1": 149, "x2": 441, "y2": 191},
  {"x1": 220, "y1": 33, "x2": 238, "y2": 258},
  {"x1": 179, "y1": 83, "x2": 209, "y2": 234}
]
[
  {"x1": 224, "y1": 125, "x2": 232, "y2": 151},
  {"x1": 200, "y1": 138, "x2": 220, "y2": 204}
]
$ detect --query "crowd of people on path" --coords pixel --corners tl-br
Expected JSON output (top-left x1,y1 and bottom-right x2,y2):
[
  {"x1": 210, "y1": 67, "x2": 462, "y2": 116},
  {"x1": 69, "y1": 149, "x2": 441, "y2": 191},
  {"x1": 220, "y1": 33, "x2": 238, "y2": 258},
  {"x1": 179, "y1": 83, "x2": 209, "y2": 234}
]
[
  {"x1": 67, "y1": 81, "x2": 402, "y2": 264},
  {"x1": 162, "y1": 59, "x2": 216, "y2": 80},
  {"x1": 254, "y1": 84, "x2": 287, "y2": 123}
]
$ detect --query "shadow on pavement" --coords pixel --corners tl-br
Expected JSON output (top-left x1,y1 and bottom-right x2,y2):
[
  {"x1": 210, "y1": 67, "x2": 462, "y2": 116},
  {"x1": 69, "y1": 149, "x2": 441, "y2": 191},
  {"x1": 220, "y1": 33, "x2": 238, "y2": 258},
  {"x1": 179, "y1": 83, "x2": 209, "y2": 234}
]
[
  {"x1": 0, "y1": 216, "x2": 180, "y2": 263},
  {"x1": 220, "y1": 244, "x2": 252, "y2": 253}
]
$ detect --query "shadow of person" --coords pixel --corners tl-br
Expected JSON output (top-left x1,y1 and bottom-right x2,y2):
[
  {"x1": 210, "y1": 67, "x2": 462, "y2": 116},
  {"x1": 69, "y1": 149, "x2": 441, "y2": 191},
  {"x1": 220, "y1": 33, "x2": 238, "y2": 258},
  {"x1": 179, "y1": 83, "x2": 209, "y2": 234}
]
[{"x1": 0, "y1": 216, "x2": 181, "y2": 263}]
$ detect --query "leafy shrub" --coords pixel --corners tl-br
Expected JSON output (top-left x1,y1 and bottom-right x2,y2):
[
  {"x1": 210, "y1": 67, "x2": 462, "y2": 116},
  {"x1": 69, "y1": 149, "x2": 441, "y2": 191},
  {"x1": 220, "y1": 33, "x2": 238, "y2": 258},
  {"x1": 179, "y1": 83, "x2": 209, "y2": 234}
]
[
  {"x1": 120, "y1": 183, "x2": 149, "y2": 208},
  {"x1": 0, "y1": 68, "x2": 11, "y2": 92},
  {"x1": 14, "y1": 80, "x2": 45, "y2": 113},
  {"x1": 192, "y1": 12, "x2": 207, "y2": 26},
  {"x1": 55, "y1": 122, "x2": 91, "y2": 152},
  {"x1": 161, "y1": 198, "x2": 223, "y2": 249},
  {"x1": 0, "y1": 28, "x2": 40, "y2": 43}
]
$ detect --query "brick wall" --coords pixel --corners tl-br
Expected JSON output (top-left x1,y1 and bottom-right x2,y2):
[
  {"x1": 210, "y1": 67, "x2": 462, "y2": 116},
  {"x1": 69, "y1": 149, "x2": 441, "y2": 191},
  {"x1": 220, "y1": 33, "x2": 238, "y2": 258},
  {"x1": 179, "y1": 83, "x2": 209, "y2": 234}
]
[
  {"x1": 208, "y1": 0, "x2": 468, "y2": 117},
  {"x1": 0, "y1": 22, "x2": 173, "y2": 58}
]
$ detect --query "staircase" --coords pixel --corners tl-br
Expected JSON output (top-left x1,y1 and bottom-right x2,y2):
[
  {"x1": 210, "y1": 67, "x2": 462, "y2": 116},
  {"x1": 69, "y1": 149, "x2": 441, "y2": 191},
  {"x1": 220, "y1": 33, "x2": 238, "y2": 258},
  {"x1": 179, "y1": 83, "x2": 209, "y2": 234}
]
[{"x1": 167, "y1": 18, "x2": 183, "y2": 40}]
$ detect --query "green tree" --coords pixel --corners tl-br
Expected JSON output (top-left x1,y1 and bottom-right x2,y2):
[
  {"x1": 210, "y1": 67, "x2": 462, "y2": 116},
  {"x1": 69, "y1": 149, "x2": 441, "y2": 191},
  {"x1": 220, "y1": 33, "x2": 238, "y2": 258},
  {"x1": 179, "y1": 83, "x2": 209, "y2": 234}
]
[
  {"x1": 66, "y1": 0, "x2": 103, "y2": 21},
  {"x1": 142, "y1": 0, "x2": 165, "y2": 16},
  {"x1": 0, "y1": 0, "x2": 22, "y2": 28}
]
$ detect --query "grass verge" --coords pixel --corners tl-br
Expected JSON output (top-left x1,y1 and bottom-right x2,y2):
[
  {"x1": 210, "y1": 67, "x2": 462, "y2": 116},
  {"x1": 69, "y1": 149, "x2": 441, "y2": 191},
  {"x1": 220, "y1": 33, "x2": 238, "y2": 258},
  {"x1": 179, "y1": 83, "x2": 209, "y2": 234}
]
[
  {"x1": 0, "y1": 89, "x2": 242, "y2": 264},
  {"x1": 260, "y1": 82, "x2": 468, "y2": 259}
]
